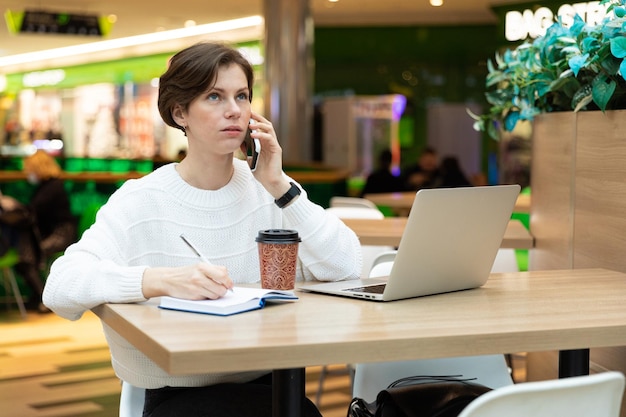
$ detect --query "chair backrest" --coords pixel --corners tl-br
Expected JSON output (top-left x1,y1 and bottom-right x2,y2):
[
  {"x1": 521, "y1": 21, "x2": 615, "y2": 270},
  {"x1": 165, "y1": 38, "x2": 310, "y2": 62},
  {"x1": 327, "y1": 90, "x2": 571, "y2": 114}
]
[
  {"x1": 490, "y1": 249, "x2": 520, "y2": 273},
  {"x1": 352, "y1": 355, "x2": 514, "y2": 403},
  {"x1": 329, "y1": 196, "x2": 379, "y2": 210},
  {"x1": 325, "y1": 206, "x2": 385, "y2": 220},
  {"x1": 119, "y1": 381, "x2": 145, "y2": 417},
  {"x1": 370, "y1": 248, "x2": 520, "y2": 279},
  {"x1": 325, "y1": 206, "x2": 391, "y2": 278},
  {"x1": 457, "y1": 371, "x2": 626, "y2": 417},
  {"x1": 368, "y1": 250, "x2": 398, "y2": 277}
]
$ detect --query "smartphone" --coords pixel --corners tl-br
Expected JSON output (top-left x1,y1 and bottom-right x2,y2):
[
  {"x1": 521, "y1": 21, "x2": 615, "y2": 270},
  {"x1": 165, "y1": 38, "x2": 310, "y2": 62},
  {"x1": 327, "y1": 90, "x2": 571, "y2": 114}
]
[{"x1": 243, "y1": 119, "x2": 261, "y2": 171}]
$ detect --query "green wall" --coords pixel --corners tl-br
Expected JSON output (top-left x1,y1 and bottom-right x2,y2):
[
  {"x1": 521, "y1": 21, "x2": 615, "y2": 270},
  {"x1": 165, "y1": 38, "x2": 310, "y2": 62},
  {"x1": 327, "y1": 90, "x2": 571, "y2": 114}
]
[{"x1": 313, "y1": 24, "x2": 501, "y2": 172}]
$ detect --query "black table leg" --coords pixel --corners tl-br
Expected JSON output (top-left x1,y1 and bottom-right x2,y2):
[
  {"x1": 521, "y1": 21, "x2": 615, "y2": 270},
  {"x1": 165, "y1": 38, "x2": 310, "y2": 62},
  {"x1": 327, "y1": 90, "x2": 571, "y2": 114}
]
[
  {"x1": 559, "y1": 349, "x2": 590, "y2": 378},
  {"x1": 273, "y1": 368, "x2": 305, "y2": 417}
]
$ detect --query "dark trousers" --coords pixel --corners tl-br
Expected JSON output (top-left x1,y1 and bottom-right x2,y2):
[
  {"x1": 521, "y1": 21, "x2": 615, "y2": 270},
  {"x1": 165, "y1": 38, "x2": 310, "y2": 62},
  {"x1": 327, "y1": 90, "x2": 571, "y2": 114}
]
[{"x1": 143, "y1": 373, "x2": 322, "y2": 417}]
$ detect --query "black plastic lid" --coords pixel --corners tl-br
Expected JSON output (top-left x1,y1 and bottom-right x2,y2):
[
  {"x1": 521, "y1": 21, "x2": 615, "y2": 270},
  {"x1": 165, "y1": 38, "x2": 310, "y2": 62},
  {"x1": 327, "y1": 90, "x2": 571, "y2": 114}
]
[{"x1": 255, "y1": 229, "x2": 301, "y2": 243}]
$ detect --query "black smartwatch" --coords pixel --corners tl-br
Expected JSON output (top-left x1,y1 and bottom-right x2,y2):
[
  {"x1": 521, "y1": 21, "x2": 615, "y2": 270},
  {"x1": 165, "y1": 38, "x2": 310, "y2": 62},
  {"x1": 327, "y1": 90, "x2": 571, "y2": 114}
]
[{"x1": 274, "y1": 182, "x2": 301, "y2": 208}]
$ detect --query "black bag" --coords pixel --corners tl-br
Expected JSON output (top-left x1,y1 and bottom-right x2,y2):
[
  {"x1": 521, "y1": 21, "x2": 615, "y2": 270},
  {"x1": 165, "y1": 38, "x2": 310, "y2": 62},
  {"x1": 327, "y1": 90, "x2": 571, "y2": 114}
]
[{"x1": 347, "y1": 376, "x2": 492, "y2": 417}]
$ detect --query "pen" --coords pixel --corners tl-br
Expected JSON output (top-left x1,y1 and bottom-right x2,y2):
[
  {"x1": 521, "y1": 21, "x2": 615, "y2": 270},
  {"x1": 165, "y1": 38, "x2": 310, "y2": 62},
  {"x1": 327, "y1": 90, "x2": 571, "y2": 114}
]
[{"x1": 180, "y1": 234, "x2": 234, "y2": 293}]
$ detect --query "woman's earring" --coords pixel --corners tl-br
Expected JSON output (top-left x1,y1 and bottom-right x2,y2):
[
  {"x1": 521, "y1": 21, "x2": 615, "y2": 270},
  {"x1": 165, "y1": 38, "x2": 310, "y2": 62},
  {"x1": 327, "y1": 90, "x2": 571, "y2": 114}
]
[{"x1": 181, "y1": 125, "x2": 187, "y2": 136}]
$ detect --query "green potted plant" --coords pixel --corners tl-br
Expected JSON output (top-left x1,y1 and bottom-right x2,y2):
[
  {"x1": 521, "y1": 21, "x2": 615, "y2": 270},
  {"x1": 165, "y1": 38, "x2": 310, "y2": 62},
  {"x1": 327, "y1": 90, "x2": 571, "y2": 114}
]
[{"x1": 470, "y1": 0, "x2": 626, "y2": 140}]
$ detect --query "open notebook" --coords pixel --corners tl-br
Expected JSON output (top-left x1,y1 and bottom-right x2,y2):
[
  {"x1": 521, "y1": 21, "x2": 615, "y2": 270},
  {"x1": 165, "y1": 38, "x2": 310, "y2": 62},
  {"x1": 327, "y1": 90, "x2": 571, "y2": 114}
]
[{"x1": 299, "y1": 184, "x2": 521, "y2": 301}]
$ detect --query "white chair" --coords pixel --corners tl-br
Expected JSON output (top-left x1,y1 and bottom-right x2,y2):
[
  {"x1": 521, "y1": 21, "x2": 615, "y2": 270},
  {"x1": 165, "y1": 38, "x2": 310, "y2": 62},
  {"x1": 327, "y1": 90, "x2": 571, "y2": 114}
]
[
  {"x1": 353, "y1": 355, "x2": 514, "y2": 403},
  {"x1": 490, "y1": 248, "x2": 519, "y2": 273},
  {"x1": 325, "y1": 206, "x2": 385, "y2": 220},
  {"x1": 368, "y1": 250, "x2": 398, "y2": 277},
  {"x1": 329, "y1": 196, "x2": 379, "y2": 210},
  {"x1": 457, "y1": 371, "x2": 626, "y2": 417},
  {"x1": 351, "y1": 250, "x2": 516, "y2": 403},
  {"x1": 325, "y1": 206, "x2": 393, "y2": 279},
  {"x1": 119, "y1": 381, "x2": 145, "y2": 417},
  {"x1": 367, "y1": 248, "x2": 520, "y2": 281}
]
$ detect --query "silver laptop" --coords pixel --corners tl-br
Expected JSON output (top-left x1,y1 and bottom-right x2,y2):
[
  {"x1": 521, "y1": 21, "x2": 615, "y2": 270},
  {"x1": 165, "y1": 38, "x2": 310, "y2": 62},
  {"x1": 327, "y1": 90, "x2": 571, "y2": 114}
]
[{"x1": 299, "y1": 184, "x2": 521, "y2": 301}]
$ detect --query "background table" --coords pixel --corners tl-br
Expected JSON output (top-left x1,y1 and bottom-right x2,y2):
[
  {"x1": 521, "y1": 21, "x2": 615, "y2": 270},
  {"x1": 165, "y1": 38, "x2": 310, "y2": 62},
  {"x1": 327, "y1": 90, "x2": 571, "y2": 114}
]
[
  {"x1": 342, "y1": 218, "x2": 534, "y2": 249},
  {"x1": 93, "y1": 268, "x2": 626, "y2": 417}
]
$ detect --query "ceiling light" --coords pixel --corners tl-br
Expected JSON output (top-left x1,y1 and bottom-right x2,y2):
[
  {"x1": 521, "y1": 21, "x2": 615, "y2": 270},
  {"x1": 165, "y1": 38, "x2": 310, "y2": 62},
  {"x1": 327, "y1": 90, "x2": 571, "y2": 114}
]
[
  {"x1": 430, "y1": 0, "x2": 443, "y2": 6},
  {"x1": 0, "y1": 15, "x2": 263, "y2": 70}
]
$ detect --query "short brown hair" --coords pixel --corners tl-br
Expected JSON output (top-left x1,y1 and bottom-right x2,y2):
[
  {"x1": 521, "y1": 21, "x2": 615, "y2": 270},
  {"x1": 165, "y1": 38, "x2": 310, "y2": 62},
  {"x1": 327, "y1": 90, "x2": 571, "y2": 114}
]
[
  {"x1": 157, "y1": 42, "x2": 255, "y2": 133},
  {"x1": 23, "y1": 150, "x2": 62, "y2": 180}
]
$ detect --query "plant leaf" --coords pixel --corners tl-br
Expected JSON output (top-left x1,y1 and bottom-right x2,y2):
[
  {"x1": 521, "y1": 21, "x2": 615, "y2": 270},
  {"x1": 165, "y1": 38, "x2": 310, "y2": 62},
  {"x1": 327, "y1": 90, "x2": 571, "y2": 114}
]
[
  {"x1": 620, "y1": 59, "x2": 626, "y2": 81},
  {"x1": 610, "y1": 37, "x2": 626, "y2": 58},
  {"x1": 592, "y1": 75, "x2": 617, "y2": 111},
  {"x1": 573, "y1": 94, "x2": 593, "y2": 112},
  {"x1": 569, "y1": 14, "x2": 586, "y2": 37},
  {"x1": 504, "y1": 111, "x2": 520, "y2": 132},
  {"x1": 569, "y1": 53, "x2": 590, "y2": 76}
]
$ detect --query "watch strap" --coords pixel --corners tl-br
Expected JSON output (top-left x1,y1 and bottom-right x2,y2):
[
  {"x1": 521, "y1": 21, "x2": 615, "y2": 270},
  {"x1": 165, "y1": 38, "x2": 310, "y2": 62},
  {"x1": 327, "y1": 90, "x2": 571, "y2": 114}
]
[{"x1": 274, "y1": 182, "x2": 301, "y2": 208}]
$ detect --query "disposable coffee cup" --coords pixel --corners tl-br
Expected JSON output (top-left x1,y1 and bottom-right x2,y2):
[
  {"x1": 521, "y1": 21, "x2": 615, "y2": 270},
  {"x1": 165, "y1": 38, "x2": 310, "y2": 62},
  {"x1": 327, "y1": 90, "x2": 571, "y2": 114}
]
[{"x1": 256, "y1": 229, "x2": 301, "y2": 290}]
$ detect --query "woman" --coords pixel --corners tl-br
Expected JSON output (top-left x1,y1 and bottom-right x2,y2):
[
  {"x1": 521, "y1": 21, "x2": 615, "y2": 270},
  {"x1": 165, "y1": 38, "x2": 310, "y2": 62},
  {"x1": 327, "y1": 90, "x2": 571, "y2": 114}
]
[
  {"x1": 1, "y1": 150, "x2": 76, "y2": 313},
  {"x1": 43, "y1": 42, "x2": 361, "y2": 416}
]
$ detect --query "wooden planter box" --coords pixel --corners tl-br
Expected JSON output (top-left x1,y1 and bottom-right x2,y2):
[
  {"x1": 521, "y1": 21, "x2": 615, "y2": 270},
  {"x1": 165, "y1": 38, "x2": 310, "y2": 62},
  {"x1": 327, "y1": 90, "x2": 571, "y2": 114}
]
[
  {"x1": 528, "y1": 109, "x2": 626, "y2": 413},
  {"x1": 530, "y1": 109, "x2": 626, "y2": 272}
]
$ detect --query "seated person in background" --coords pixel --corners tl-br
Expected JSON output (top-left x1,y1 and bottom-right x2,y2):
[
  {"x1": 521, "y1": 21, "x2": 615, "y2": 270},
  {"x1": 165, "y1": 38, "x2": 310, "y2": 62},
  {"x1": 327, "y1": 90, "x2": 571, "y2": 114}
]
[
  {"x1": 0, "y1": 150, "x2": 76, "y2": 313},
  {"x1": 402, "y1": 146, "x2": 439, "y2": 191},
  {"x1": 433, "y1": 156, "x2": 473, "y2": 188},
  {"x1": 360, "y1": 148, "x2": 405, "y2": 196},
  {"x1": 43, "y1": 42, "x2": 361, "y2": 417}
]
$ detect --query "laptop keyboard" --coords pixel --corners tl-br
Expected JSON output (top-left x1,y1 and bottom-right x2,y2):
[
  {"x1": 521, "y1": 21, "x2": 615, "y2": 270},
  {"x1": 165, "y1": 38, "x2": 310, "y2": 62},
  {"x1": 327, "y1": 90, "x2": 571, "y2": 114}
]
[{"x1": 343, "y1": 283, "x2": 387, "y2": 294}]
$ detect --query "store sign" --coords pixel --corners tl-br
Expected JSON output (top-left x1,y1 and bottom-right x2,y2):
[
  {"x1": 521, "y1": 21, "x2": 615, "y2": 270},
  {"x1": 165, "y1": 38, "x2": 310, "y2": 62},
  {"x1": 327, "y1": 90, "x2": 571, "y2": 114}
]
[
  {"x1": 352, "y1": 95, "x2": 407, "y2": 121},
  {"x1": 5, "y1": 10, "x2": 110, "y2": 36},
  {"x1": 505, "y1": 1, "x2": 608, "y2": 41},
  {"x1": 22, "y1": 69, "x2": 66, "y2": 87}
]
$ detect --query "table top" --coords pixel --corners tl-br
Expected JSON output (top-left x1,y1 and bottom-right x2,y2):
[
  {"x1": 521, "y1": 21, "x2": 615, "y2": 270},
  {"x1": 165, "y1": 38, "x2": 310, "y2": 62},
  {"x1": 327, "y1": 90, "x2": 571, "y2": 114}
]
[
  {"x1": 364, "y1": 192, "x2": 531, "y2": 215},
  {"x1": 92, "y1": 268, "x2": 626, "y2": 376},
  {"x1": 342, "y1": 218, "x2": 534, "y2": 249}
]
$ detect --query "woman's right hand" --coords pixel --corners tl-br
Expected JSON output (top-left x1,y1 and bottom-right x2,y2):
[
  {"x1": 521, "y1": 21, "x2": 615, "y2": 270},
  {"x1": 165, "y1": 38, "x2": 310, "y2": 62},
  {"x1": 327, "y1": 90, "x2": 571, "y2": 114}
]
[{"x1": 141, "y1": 263, "x2": 234, "y2": 300}]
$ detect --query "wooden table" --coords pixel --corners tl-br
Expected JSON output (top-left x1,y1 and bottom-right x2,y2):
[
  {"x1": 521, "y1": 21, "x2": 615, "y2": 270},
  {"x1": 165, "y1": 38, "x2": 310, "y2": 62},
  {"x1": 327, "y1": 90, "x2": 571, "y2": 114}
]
[
  {"x1": 342, "y1": 218, "x2": 534, "y2": 249},
  {"x1": 0, "y1": 170, "x2": 146, "y2": 183},
  {"x1": 365, "y1": 191, "x2": 531, "y2": 215},
  {"x1": 92, "y1": 268, "x2": 626, "y2": 416}
]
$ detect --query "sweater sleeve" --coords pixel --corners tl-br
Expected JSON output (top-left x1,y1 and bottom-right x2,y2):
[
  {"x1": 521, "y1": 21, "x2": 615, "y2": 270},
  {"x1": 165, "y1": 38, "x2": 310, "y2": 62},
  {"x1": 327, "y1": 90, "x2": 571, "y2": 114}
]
[
  {"x1": 280, "y1": 181, "x2": 362, "y2": 282},
  {"x1": 42, "y1": 194, "x2": 148, "y2": 321}
]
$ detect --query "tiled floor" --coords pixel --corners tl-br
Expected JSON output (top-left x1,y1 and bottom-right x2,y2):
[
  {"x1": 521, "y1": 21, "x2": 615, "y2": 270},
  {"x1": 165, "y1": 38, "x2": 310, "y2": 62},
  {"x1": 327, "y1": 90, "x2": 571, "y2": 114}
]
[
  {"x1": 0, "y1": 308, "x2": 525, "y2": 417},
  {"x1": 0, "y1": 309, "x2": 353, "y2": 417}
]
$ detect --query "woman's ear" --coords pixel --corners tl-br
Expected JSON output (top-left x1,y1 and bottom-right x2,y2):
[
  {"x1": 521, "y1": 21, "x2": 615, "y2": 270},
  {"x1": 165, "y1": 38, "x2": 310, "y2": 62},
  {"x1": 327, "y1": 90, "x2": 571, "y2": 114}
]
[{"x1": 171, "y1": 104, "x2": 186, "y2": 128}]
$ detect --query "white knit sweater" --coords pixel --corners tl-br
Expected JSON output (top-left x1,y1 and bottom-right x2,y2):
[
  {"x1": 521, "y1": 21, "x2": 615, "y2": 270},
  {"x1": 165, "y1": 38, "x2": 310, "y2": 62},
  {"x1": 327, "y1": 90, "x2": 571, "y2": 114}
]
[{"x1": 43, "y1": 159, "x2": 362, "y2": 388}]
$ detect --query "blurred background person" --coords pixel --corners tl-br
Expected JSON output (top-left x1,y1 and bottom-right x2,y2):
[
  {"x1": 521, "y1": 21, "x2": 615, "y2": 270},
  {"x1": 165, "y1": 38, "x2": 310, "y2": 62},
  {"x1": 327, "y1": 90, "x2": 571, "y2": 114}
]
[
  {"x1": 434, "y1": 156, "x2": 473, "y2": 188},
  {"x1": 0, "y1": 150, "x2": 76, "y2": 312},
  {"x1": 360, "y1": 148, "x2": 405, "y2": 196},
  {"x1": 402, "y1": 146, "x2": 439, "y2": 191}
]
